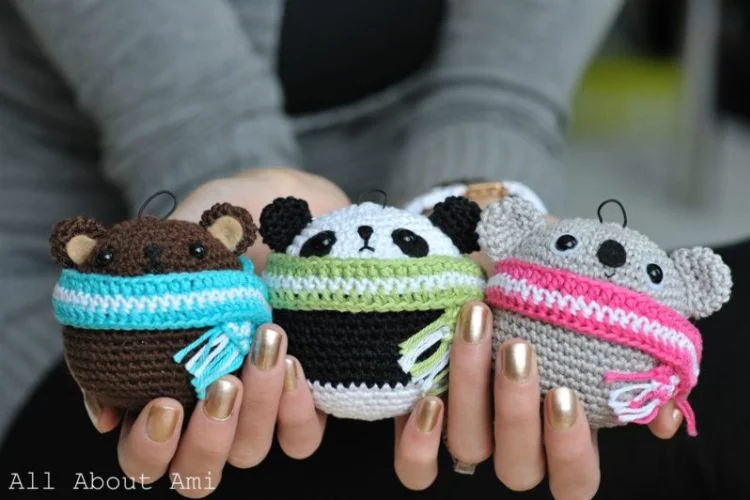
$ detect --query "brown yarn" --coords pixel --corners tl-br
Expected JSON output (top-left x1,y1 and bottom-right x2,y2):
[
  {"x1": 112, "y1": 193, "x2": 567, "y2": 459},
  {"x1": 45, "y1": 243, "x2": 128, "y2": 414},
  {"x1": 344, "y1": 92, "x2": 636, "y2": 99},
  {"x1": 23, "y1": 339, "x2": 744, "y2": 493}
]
[
  {"x1": 50, "y1": 202, "x2": 258, "y2": 410},
  {"x1": 49, "y1": 217, "x2": 106, "y2": 269},
  {"x1": 63, "y1": 326, "x2": 205, "y2": 410},
  {"x1": 200, "y1": 202, "x2": 258, "y2": 255}
]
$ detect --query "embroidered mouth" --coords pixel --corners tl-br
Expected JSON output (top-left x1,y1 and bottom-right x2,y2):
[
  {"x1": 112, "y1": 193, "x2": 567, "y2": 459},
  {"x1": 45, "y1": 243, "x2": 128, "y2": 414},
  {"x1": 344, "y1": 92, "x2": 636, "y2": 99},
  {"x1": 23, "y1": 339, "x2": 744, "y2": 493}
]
[{"x1": 359, "y1": 245, "x2": 375, "y2": 252}]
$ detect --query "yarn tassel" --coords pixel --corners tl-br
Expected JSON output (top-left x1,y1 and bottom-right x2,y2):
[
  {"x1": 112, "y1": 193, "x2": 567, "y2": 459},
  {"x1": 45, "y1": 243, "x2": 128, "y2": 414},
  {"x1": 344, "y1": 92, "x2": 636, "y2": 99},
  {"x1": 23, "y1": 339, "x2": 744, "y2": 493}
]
[
  {"x1": 605, "y1": 367, "x2": 682, "y2": 428},
  {"x1": 398, "y1": 309, "x2": 456, "y2": 394},
  {"x1": 173, "y1": 321, "x2": 255, "y2": 399}
]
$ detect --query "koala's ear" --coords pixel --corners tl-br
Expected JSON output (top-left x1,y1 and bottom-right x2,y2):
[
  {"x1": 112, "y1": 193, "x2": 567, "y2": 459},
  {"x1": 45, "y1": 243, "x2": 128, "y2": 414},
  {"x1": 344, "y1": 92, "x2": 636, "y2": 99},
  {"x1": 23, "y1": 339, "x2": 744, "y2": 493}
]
[
  {"x1": 49, "y1": 217, "x2": 106, "y2": 268},
  {"x1": 671, "y1": 247, "x2": 732, "y2": 319},
  {"x1": 477, "y1": 196, "x2": 545, "y2": 262},
  {"x1": 428, "y1": 196, "x2": 481, "y2": 254},
  {"x1": 200, "y1": 203, "x2": 258, "y2": 255},
  {"x1": 259, "y1": 197, "x2": 313, "y2": 252}
]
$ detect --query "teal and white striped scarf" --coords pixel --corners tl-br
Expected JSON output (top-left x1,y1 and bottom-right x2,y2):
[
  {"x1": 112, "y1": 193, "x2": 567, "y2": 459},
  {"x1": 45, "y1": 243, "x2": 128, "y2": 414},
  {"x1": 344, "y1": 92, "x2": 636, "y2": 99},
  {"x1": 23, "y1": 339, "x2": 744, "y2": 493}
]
[{"x1": 52, "y1": 256, "x2": 271, "y2": 398}]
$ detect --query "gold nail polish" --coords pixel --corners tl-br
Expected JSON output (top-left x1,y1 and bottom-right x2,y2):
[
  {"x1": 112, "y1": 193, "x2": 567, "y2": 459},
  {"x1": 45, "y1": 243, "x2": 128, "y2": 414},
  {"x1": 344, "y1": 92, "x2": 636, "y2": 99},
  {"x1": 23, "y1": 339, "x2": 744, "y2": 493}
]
[
  {"x1": 501, "y1": 342, "x2": 534, "y2": 382},
  {"x1": 457, "y1": 303, "x2": 487, "y2": 344},
  {"x1": 548, "y1": 387, "x2": 578, "y2": 430},
  {"x1": 251, "y1": 327, "x2": 282, "y2": 371},
  {"x1": 83, "y1": 393, "x2": 101, "y2": 426},
  {"x1": 283, "y1": 357, "x2": 298, "y2": 393},
  {"x1": 146, "y1": 405, "x2": 179, "y2": 442},
  {"x1": 416, "y1": 398, "x2": 442, "y2": 433},
  {"x1": 204, "y1": 379, "x2": 239, "y2": 421},
  {"x1": 672, "y1": 408, "x2": 683, "y2": 425}
]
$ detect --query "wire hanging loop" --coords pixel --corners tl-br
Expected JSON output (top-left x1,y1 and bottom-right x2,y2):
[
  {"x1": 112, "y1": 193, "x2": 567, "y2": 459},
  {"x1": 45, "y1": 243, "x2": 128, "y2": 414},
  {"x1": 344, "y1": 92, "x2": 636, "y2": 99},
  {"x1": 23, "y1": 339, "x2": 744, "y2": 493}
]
[
  {"x1": 137, "y1": 190, "x2": 178, "y2": 219},
  {"x1": 357, "y1": 189, "x2": 388, "y2": 207},
  {"x1": 596, "y1": 199, "x2": 628, "y2": 228}
]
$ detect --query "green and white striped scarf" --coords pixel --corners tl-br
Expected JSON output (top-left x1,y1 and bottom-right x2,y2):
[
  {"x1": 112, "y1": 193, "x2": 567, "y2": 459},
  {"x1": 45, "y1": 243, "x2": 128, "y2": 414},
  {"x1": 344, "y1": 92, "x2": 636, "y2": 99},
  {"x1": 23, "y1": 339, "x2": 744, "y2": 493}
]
[{"x1": 263, "y1": 255, "x2": 485, "y2": 395}]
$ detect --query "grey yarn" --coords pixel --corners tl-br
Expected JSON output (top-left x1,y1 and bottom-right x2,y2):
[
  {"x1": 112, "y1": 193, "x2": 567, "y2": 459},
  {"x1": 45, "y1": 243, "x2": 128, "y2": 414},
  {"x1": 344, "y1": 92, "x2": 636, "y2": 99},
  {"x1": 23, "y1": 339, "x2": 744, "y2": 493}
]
[
  {"x1": 480, "y1": 196, "x2": 733, "y2": 428},
  {"x1": 494, "y1": 310, "x2": 655, "y2": 427}
]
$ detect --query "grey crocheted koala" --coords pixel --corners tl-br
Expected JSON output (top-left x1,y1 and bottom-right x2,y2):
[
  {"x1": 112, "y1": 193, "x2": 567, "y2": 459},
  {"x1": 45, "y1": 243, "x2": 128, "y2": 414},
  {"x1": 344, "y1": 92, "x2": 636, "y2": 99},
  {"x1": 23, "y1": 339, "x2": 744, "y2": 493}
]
[{"x1": 477, "y1": 196, "x2": 732, "y2": 435}]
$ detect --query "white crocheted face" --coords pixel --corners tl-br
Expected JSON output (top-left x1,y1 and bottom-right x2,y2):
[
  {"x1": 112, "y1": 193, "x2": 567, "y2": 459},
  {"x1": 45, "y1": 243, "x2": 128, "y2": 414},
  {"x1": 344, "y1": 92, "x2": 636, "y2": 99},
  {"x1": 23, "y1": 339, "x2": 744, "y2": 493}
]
[
  {"x1": 287, "y1": 203, "x2": 460, "y2": 259},
  {"x1": 478, "y1": 196, "x2": 732, "y2": 320},
  {"x1": 259, "y1": 196, "x2": 483, "y2": 261}
]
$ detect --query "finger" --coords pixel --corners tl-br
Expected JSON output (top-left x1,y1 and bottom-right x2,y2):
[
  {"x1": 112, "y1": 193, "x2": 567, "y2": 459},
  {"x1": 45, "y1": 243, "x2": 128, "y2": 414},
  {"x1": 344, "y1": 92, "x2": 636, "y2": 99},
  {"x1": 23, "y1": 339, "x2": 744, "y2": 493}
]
[
  {"x1": 446, "y1": 301, "x2": 493, "y2": 468},
  {"x1": 493, "y1": 339, "x2": 545, "y2": 491},
  {"x1": 83, "y1": 392, "x2": 122, "y2": 433},
  {"x1": 228, "y1": 324, "x2": 286, "y2": 468},
  {"x1": 277, "y1": 356, "x2": 327, "y2": 459},
  {"x1": 394, "y1": 397, "x2": 444, "y2": 491},
  {"x1": 170, "y1": 376, "x2": 243, "y2": 499},
  {"x1": 647, "y1": 400, "x2": 683, "y2": 439},
  {"x1": 117, "y1": 399, "x2": 183, "y2": 484},
  {"x1": 544, "y1": 388, "x2": 600, "y2": 500}
]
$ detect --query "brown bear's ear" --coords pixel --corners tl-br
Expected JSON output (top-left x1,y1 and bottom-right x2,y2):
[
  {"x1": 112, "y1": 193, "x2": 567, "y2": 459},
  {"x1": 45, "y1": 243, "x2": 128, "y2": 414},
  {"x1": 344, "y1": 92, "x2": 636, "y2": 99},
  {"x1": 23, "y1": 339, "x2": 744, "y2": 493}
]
[
  {"x1": 200, "y1": 203, "x2": 257, "y2": 255},
  {"x1": 49, "y1": 217, "x2": 106, "y2": 268}
]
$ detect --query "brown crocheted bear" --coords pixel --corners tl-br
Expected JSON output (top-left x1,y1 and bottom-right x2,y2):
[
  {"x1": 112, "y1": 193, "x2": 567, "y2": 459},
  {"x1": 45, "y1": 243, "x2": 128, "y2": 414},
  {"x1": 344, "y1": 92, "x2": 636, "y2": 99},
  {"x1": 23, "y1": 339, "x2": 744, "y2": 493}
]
[{"x1": 49, "y1": 202, "x2": 262, "y2": 411}]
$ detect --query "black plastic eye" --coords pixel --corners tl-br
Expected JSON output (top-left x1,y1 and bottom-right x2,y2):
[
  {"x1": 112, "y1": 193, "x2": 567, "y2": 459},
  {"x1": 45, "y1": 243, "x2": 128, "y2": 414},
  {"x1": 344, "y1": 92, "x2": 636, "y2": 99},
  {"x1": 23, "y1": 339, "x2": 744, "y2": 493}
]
[
  {"x1": 392, "y1": 229, "x2": 429, "y2": 258},
  {"x1": 300, "y1": 230, "x2": 337, "y2": 257},
  {"x1": 646, "y1": 263, "x2": 663, "y2": 285},
  {"x1": 189, "y1": 242, "x2": 207, "y2": 259},
  {"x1": 555, "y1": 234, "x2": 578, "y2": 252},
  {"x1": 94, "y1": 248, "x2": 114, "y2": 267}
]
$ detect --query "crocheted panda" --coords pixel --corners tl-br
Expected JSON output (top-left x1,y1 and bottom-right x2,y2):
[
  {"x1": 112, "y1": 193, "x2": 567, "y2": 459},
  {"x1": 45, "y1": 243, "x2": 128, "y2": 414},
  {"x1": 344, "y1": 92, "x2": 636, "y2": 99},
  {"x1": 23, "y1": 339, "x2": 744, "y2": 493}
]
[
  {"x1": 478, "y1": 196, "x2": 732, "y2": 435},
  {"x1": 259, "y1": 196, "x2": 486, "y2": 420},
  {"x1": 49, "y1": 201, "x2": 271, "y2": 411}
]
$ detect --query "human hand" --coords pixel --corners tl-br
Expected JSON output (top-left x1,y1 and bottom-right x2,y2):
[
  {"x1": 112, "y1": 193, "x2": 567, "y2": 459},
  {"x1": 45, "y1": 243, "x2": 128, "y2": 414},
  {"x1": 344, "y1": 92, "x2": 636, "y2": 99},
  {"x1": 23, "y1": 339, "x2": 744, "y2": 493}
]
[
  {"x1": 80, "y1": 167, "x2": 350, "y2": 497},
  {"x1": 444, "y1": 300, "x2": 685, "y2": 500},
  {"x1": 84, "y1": 323, "x2": 324, "y2": 498}
]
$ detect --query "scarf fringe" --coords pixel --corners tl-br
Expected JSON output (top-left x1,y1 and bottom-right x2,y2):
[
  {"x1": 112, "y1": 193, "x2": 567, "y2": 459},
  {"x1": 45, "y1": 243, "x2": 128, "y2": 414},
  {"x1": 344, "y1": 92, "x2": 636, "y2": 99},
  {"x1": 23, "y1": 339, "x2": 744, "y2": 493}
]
[{"x1": 173, "y1": 321, "x2": 255, "y2": 399}]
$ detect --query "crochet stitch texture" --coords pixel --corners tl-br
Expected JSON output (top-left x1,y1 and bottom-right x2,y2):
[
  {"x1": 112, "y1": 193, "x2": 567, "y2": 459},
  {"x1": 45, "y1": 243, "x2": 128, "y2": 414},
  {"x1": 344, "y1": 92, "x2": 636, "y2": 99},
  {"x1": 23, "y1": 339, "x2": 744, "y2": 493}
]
[
  {"x1": 259, "y1": 195, "x2": 485, "y2": 421},
  {"x1": 49, "y1": 202, "x2": 267, "y2": 410},
  {"x1": 478, "y1": 196, "x2": 732, "y2": 435},
  {"x1": 265, "y1": 255, "x2": 484, "y2": 420}
]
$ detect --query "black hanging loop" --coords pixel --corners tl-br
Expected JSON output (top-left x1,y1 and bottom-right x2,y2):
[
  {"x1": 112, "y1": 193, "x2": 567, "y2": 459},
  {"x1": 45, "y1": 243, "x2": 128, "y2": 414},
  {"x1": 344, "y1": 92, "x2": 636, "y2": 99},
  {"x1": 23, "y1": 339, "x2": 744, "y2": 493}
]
[
  {"x1": 357, "y1": 189, "x2": 388, "y2": 207},
  {"x1": 596, "y1": 199, "x2": 628, "y2": 228},
  {"x1": 137, "y1": 190, "x2": 178, "y2": 219}
]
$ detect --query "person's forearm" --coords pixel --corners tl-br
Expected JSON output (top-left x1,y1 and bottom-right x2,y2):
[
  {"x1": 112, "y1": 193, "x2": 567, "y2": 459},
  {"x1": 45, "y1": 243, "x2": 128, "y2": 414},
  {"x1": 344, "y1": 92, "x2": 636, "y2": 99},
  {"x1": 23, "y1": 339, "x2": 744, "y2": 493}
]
[
  {"x1": 12, "y1": 0, "x2": 299, "y2": 212},
  {"x1": 392, "y1": 0, "x2": 623, "y2": 210}
]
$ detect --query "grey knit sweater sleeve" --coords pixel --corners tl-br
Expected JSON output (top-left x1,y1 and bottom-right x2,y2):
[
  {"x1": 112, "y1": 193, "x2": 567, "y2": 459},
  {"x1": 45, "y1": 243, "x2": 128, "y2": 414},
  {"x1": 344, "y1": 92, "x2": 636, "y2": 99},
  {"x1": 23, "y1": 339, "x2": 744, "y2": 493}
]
[
  {"x1": 390, "y1": 0, "x2": 623, "y2": 211},
  {"x1": 11, "y1": 0, "x2": 299, "y2": 212}
]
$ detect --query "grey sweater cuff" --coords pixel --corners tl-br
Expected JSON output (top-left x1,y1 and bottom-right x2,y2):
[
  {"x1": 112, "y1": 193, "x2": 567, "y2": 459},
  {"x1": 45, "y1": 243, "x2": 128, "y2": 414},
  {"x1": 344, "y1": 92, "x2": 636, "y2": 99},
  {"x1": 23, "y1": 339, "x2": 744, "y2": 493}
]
[{"x1": 391, "y1": 121, "x2": 561, "y2": 210}]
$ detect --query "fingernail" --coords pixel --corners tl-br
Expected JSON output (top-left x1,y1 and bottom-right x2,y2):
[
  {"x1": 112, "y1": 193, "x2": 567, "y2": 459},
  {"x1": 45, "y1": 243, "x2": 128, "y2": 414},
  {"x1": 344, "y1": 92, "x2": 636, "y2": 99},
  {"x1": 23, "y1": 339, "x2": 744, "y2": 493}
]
[
  {"x1": 501, "y1": 342, "x2": 534, "y2": 382},
  {"x1": 548, "y1": 387, "x2": 578, "y2": 431},
  {"x1": 146, "y1": 405, "x2": 179, "y2": 442},
  {"x1": 457, "y1": 302, "x2": 488, "y2": 344},
  {"x1": 203, "y1": 379, "x2": 239, "y2": 421},
  {"x1": 83, "y1": 393, "x2": 101, "y2": 427},
  {"x1": 283, "y1": 357, "x2": 298, "y2": 393},
  {"x1": 251, "y1": 327, "x2": 282, "y2": 371},
  {"x1": 672, "y1": 407, "x2": 683, "y2": 425},
  {"x1": 416, "y1": 398, "x2": 442, "y2": 433}
]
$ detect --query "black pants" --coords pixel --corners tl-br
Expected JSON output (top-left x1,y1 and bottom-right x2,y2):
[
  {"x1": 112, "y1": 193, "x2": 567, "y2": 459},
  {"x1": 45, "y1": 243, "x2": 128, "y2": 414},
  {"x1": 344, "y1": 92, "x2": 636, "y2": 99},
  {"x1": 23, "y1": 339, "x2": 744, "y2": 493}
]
[{"x1": 2, "y1": 239, "x2": 749, "y2": 499}]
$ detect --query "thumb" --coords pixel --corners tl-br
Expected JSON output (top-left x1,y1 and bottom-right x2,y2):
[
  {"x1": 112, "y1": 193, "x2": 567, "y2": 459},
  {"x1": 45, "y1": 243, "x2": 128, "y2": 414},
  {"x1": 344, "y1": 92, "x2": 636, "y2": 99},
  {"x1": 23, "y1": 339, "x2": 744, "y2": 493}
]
[{"x1": 82, "y1": 391, "x2": 123, "y2": 433}]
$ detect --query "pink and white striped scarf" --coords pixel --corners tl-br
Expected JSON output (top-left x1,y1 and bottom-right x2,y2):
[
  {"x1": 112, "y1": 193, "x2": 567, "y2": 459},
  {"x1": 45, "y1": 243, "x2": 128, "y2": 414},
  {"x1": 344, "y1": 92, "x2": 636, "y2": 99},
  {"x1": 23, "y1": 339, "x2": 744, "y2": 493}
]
[{"x1": 486, "y1": 258, "x2": 701, "y2": 436}]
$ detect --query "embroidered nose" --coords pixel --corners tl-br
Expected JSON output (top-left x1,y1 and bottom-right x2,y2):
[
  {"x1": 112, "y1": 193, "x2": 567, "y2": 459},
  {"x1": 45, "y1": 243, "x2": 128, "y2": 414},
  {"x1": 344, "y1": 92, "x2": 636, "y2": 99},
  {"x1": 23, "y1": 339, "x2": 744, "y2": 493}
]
[
  {"x1": 357, "y1": 225, "x2": 373, "y2": 242},
  {"x1": 597, "y1": 239, "x2": 626, "y2": 268},
  {"x1": 144, "y1": 244, "x2": 162, "y2": 260}
]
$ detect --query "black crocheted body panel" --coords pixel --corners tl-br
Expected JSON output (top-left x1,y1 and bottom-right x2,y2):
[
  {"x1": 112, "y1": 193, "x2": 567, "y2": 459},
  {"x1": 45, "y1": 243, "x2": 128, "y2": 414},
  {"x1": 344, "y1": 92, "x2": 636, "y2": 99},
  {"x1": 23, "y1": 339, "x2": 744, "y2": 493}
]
[{"x1": 274, "y1": 309, "x2": 444, "y2": 387}]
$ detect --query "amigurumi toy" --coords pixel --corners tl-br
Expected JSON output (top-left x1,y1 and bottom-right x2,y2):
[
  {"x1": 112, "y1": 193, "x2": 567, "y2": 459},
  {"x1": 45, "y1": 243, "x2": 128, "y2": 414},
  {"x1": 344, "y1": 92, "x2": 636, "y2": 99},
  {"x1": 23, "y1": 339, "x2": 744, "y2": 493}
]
[
  {"x1": 477, "y1": 196, "x2": 732, "y2": 435},
  {"x1": 259, "y1": 195, "x2": 486, "y2": 420},
  {"x1": 49, "y1": 195, "x2": 271, "y2": 411}
]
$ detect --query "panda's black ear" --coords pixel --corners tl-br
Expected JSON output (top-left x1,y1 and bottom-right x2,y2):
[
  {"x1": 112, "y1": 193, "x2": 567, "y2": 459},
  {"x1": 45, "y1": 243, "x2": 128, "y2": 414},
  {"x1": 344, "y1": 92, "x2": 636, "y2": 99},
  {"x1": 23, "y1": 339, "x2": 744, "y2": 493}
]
[
  {"x1": 259, "y1": 197, "x2": 313, "y2": 252},
  {"x1": 429, "y1": 196, "x2": 481, "y2": 254}
]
